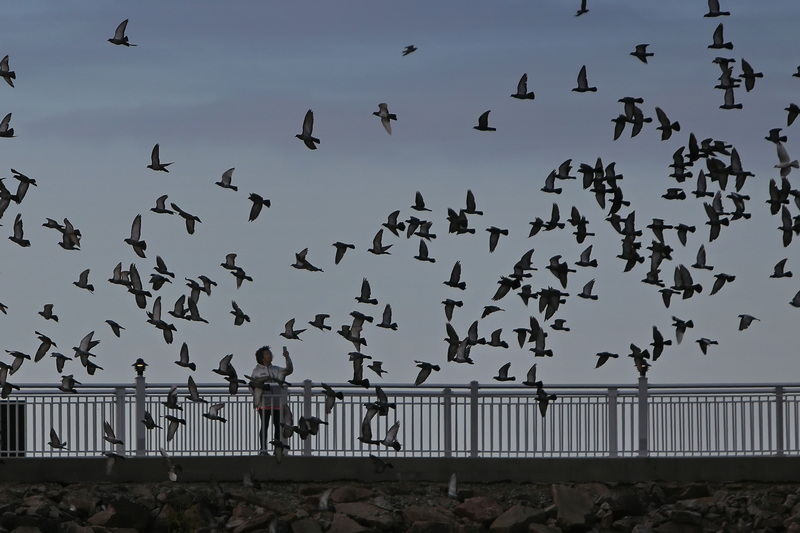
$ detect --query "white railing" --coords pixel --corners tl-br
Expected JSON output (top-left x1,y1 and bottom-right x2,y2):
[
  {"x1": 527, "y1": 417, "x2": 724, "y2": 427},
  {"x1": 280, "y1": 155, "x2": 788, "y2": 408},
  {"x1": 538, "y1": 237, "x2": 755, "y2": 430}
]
[{"x1": 2, "y1": 377, "x2": 799, "y2": 458}]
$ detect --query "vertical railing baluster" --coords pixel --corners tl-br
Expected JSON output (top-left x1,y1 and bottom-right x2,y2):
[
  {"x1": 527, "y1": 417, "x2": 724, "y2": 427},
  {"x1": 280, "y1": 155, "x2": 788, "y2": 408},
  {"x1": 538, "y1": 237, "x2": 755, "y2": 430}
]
[
  {"x1": 637, "y1": 376, "x2": 648, "y2": 457},
  {"x1": 469, "y1": 381, "x2": 478, "y2": 458},
  {"x1": 302, "y1": 380, "x2": 313, "y2": 457},
  {"x1": 443, "y1": 387, "x2": 452, "y2": 458},
  {"x1": 135, "y1": 374, "x2": 145, "y2": 456},
  {"x1": 608, "y1": 387, "x2": 618, "y2": 457},
  {"x1": 775, "y1": 386, "x2": 784, "y2": 456},
  {"x1": 113, "y1": 387, "x2": 126, "y2": 455}
]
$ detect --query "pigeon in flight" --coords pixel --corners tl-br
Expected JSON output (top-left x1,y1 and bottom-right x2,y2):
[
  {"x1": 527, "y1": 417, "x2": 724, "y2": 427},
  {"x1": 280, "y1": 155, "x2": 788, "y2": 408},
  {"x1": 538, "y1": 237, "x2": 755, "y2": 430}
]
[
  {"x1": 124, "y1": 214, "x2": 147, "y2": 258},
  {"x1": 737, "y1": 314, "x2": 759, "y2": 331},
  {"x1": 630, "y1": 44, "x2": 653, "y2": 63},
  {"x1": 402, "y1": 45, "x2": 417, "y2": 56},
  {"x1": 216, "y1": 168, "x2": 238, "y2": 191},
  {"x1": 473, "y1": 110, "x2": 496, "y2": 131},
  {"x1": 108, "y1": 19, "x2": 136, "y2": 46},
  {"x1": 9, "y1": 213, "x2": 29, "y2": 246},
  {"x1": 147, "y1": 143, "x2": 172, "y2": 172},
  {"x1": 230, "y1": 301, "x2": 250, "y2": 326},
  {"x1": 708, "y1": 23, "x2": 733, "y2": 50},
  {"x1": 281, "y1": 318, "x2": 306, "y2": 340},
  {"x1": 572, "y1": 65, "x2": 596, "y2": 93},
  {"x1": 73, "y1": 269, "x2": 94, "y2": 293},
  {"x1": 150, "y1": 194, "x2": 174, "y2": 215},
  {"x1": 174, "y1": 342, "x2": 196, "y2": 371},
  {"x1": 373, "y1": 103, "x2": 396, "y2": 135},
  {"x1": 170, "y1": 203, "x2": 201, "y2": 235},
  {"x1": 413, "y1": 361, "x2": 440, "y2": 386},
  {"x1": 0, "y1": 56, "x2": 15, "y2": 88},
  {"x1": 0, "y1": 113, "x2": 14, "y2": 138},
  {"x1": 296, "y1": 109, "x2": 320, "y2": 149},
  {"x1": 368, "y1": 229, "x2": 392, "y2": 255},
  {"x1": 444, "y1": 261, "x2": 466, "y2": 290},
  {"x1": 332, "y1": 241, "x2": 355, "y2": 265},
  {"x1": 247, "y1": 193, "x2": 271, "y2": 221},
  {"x1": 510, "y1": 73, "x2": 535, "y2": 100},
  {"x1": 292, "y1": 248, "x2": 323, "y2": 272},
  {"x1": 48, "y1": 428, "x2": 67, "y2": 449},
  {"x1": 705, "y1": 0, "x2": 730, "y2": 17}
]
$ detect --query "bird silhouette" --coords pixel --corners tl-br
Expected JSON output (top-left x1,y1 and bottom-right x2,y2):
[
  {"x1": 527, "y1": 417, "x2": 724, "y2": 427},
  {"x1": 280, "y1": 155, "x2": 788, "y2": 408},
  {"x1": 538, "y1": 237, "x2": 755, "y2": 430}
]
[
  {"x1": 373, "y1": 103, "x2": 397, "y2": 134},
  {"x1": 108, "y1": 19, "x2": 136, "y2": 46},
  {"x1": 147, "y1": 143, "x2": 172, "y2": 172},
  {"x1": 296, "y1": 109, "x2": 320, "y2": 149},
  {"x1": 0, "y1": 56, "x2": 15, "y2": 88},
  {"x1": 474, "y1": 110, "x2": 496, "y2": 131},
  {"x1": 510, "y1": 73, "x2": 535, "y2": 99}
]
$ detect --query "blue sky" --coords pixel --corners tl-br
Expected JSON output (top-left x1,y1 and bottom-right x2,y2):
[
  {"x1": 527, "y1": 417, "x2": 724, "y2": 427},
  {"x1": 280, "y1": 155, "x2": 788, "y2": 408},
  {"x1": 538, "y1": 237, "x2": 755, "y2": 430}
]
[{"x1": 1, "y1": 0, "x2": 799, "y2": 389}]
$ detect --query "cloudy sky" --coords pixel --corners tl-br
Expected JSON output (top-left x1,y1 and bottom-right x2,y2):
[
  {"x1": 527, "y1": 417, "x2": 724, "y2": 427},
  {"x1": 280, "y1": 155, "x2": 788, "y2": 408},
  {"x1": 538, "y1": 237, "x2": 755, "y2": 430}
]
[{"x1": 1, "y1": 0, "x2": 799, "y2": 390}]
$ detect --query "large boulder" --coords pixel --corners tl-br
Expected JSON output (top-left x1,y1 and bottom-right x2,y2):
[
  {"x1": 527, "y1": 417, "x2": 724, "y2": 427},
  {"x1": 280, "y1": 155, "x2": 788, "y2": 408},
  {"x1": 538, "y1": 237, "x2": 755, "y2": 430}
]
[
  {"x1": 453, "y1": 496, "x2": 505, "y2": 526},
  {"x1": 551, "y1": 484, "x2": 597, "y2": 530},
  {"x1": 489, "y1": 505, "x2": 548, "y2": 532}
]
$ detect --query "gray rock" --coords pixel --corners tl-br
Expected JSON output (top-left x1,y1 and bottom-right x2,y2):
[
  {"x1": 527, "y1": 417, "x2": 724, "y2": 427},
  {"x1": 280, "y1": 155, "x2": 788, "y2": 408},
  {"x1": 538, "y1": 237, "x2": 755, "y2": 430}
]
[
  {"x1": 489, "y1": 504, "x2": 547, "y2": 532},
  {"x1": 551, "y1": 484, "x2": 596, "y2": 529},
  {"x1": 453, "y1": 496, "x2": 505, "y2": 526},
  {"x1": 291, "y1": 517, "x2": 322, "y2": 533}
]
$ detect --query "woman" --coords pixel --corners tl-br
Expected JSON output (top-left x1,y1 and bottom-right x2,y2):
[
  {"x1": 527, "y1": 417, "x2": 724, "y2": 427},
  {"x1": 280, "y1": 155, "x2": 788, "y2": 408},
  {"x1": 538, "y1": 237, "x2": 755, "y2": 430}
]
[{"x1": 250, "y1": 345, "x2": 293, "y2": 455}]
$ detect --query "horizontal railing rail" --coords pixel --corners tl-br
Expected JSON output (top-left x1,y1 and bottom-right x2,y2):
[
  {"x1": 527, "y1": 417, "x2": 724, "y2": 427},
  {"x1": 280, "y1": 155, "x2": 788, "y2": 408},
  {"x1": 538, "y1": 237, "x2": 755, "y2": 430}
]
[{"x1": 2, "y1": 378, "x2": 799, "y2": 459}]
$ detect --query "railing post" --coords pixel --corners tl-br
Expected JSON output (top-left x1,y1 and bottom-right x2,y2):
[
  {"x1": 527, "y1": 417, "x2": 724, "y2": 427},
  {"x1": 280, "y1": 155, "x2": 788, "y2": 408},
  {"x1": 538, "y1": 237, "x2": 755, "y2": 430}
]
[
  {"x1": 469, "y1": 381, "x2": 479, "y2": 458},
  {"x1": 608, "y1": 387, "x2": 618, "y2": 457},
  {"x1": 134, "y1": 375, "x2": 146, "y2": 457},
  {"x1": 776, "y1": 386, "x2": 785, "y2": 456},
  {"x1": 637, "y1": 376, "x2": 648, "y2": 457},
  {"x1": 114, "y1": 387, "x2": 126, "y2": 455},
  {"x1": 303, "y1": 380, "x2": 313, "y2": 457},
  {"x1": 443, "y1": 387, "x2": 452, "y2": 457}
]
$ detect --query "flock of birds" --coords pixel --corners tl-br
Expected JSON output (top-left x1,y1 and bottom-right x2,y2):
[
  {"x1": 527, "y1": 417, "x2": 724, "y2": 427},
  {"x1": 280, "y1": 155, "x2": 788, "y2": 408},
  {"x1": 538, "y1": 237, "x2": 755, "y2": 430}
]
[{"x1": 0, "y1": 1, "x2": 799, "y2": 476}]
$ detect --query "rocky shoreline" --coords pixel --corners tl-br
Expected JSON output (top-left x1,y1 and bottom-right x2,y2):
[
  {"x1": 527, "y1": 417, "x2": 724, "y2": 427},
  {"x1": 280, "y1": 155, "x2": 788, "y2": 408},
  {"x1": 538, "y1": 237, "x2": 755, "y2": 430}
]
[{"x1": 1, "y1": 479, "x2": 800, "y2": 532}]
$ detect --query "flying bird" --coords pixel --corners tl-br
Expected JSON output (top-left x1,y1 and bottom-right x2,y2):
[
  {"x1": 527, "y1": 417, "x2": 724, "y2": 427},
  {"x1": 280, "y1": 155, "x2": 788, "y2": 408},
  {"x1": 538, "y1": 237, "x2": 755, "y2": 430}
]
[
  {"x1": 705, "y1": 0, "x2": 730, "y2": 17},
  {"x1": 630, "y1": 44, "x2": 653, "y2": 63},
  {"x1": 216, "y1": 168, "x2": 238, "y2": 191},
  {"x1": 247, "y1": 193, "x2": 271, "y2": 221},
  {"x1": 296, "y1": 109, "x2": 320, "y2": 149},
  {"x1": 48, "y1": 428, "x2": 67, "y2": 449},
  {"x1": 737, "y1": 314, "x2": 760, "y2": 331},
  {"x1": 510, "y1": 73, "x2": 535, "y2": 99},
  {"x1": 124, "y1": 214, "x2": 147, "y2": 258},
  {"x1": 573, "y1": 65, "x2": 596, "y2": 93},
  {"x1": 368, "y1": 229, "x2": 392, "y2": 255},
  {"x1": 174, "y1": 342, "x2": 196, "y2": 371},
  {"x1": 402, "y1": 45, "x2": 417, "y2": 56},
  {"x1": 332, "y1": 242, "x2": 355, "y2": 265},
  {"x1": 73, "y1": 269, "x2": 94, "y2": 293},
  {"x1": 9, "y1": 213, "x2": 29, "y2": 246},
  {"x1": 108, "y1": 19, "x2": 136, "y2": 46},
  {"x1": 147, "y1": 144, "x2": 172, "y2": 172},
  {"x1": 414, "y1": 361, "x2": 440, "y2": 386},
  {"x1": 444, "y1": 261, "x2": 466, "y2": 290},
  {"x1": 281, "y1": 318, "x2": 306, "y2": 340},
  {"x1": 0, "y1": 113, "x2": 14, "y2": 138},
  {"x1": 230, "y1": 300, "x2": 250, "y2": 326},
  {"x1": 170, "y1": 203, "x2": 201, "y2": 234},
  {"x1": 292, "y1": 248, "x2": 323, "y2": 272},
  {"x1": 0, "y1": 55, "x2": 15, "y2": 88},
  {"x1": 473, "y1": 110, "x2": 496, "y2": 132},
  {"x1": 373, "y1": 103, "x2": 396, "y2": 134},
  {"x1": 493, "y1": 362, "x2": 515, "y2": 382},
  {"x1": 708, "y1": 23, "x2": 733, "y2": 50}
]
